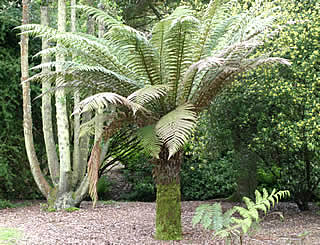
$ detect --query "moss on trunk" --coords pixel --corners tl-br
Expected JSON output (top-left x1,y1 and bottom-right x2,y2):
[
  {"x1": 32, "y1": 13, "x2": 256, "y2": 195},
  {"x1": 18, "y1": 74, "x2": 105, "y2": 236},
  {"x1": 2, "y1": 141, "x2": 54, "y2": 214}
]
[
  {"x1": 47, "y1": 188, "x2": 80, "y2": 210},
  {"x1": 155, "y1": 182, "x2": 182, "y2": 240}
]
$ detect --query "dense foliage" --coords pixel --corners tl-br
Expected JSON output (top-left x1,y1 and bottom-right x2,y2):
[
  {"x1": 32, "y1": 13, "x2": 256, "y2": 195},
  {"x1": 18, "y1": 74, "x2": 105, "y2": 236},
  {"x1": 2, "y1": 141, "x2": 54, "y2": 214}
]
[
  {"x1": 181, "y1": 114, "x2": 236, "y2": 200},
  {"x1": 0, "y1": 1, "x2": 42, "y2": 200},
  {"x1": 207, "y1": 0, "x2": 320, "y2": 210}
]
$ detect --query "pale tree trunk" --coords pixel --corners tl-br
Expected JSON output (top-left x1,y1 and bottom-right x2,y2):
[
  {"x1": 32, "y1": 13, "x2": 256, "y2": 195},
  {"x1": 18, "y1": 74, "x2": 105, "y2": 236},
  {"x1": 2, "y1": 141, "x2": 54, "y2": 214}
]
[
  {"x1": 72, "y1": 0, "x2": 81, "y2": 187},
  {"x1": 71, "y1": 0, "x2": 90, "y2": 203},
  {"x1": 51, "y1": 0, "x2": 90, "y2": 209},
  {"x1": 71, "y1": 0, "x2": 87, "y2": 189},
  {"x1": 41, "y1": 2, "x2": 59, "y2": 186},
  {"x1": 72, "y1": 0, "x2": 96, "y2": 190},
  {"x1": 153, "y1": 148, "x2": 182, "y2": 240},
  {"x1": 21, "y1": 0, "x2": 51, "y2": 198},
  {"x1": 94, "y1": 2, "x2": 105, "y2": 148},
  {"x1": 55, "y1": 0, "x2": 73, "y2": 207}
]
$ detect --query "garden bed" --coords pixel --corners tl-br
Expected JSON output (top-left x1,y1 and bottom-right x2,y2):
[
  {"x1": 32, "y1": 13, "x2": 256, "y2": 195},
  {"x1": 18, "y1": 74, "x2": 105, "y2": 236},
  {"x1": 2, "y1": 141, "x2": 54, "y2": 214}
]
[{"x1": 0, "y1": 200, "x2": 319, "y2": 244}]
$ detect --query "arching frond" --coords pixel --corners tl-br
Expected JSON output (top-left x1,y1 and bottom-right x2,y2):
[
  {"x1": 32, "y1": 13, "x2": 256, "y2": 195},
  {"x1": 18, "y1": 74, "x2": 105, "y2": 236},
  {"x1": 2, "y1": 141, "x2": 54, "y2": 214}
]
[
  {"x1": 18, "y1": 23, "x2": 58, "y2": 39},
  {"x1": 21, "y1": 24, "x2": 139, "y2": 81},
  {"x1": 30, "y1": 61, "x2": 140, "y2": 97},
  {"x1": 150, "y1": 20, "x2": 168, "y2": 84},
  {"x1": 74, "y1": 92, "x2": 144, "y2": 115},
  {"x1": 163, "y1": 15, "x2": 199, "y2": 107},
  {"x1": 137, "y1": 125, "x2": 161, "y2": 158},
  {"x1": 194, "y1": 0, "x2": 222, "y2": 59},
  {"x1": 190, "y1": 52, "x2": 289, "y2": 110},
  {"x1": 167, "y1": 6, "x2": 194, "y2": 20},
  {"x1": 150, "y1": 6, "x2": 196, "y2": 86},
  {"x1": 155, "y1": 104, "x2": 197, "y2": 159},
  {"x1": 177, "y1": 1, "x2": 236, "y2": 103},
  {"x1": 107, "y1": 25, "x2": 161, "y2": 86},
  {"x1": 127, "y1": 85, "x2": 170, "y2": 106},
  {"x1": 75, "y1": 5, "x2": 121, "y2": 28}
]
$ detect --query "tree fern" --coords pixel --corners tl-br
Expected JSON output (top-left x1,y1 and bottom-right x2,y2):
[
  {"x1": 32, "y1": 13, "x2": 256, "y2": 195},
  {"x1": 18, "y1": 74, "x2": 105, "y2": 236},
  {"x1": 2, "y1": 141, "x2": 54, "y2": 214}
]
[{"x1": 193, "y1": 189, "x2": 290, "y2": 243}]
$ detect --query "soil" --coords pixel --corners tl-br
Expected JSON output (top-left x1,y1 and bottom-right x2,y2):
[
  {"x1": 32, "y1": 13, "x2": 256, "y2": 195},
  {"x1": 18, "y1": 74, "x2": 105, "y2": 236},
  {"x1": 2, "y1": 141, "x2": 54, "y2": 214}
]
[{"x1": 0, "y1": 200, "x2": 320, "y2": 245}]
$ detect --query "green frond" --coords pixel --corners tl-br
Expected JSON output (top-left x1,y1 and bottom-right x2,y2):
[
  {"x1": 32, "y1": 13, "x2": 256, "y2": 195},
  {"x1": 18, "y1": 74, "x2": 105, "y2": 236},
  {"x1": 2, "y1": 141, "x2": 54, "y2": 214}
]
[
  {"x1": 150, "y1": 20, "x2": 168, "y2": 84},
  {"x1": 190, "y1": 52, "x2": 289, "y2": 110},
  {"x1": 18, "y1": 23, "x2": 58, "y2": 39},
  {"x1": 150, "y1": 6, "x2": 195, "y2": 87},
  {"x1": 21, "y1": 24, "x2": 139, "y2": 83},
  {"x1": 30, "y1": 61, "x2": 140, "y2": 97},
  {"x1": 74, "y1": 92, "x2": 143, "y2": 115},
  {"x1": 270, "y1": 188, "x2": 276, "y2": 197},
  {"x1": 262, "y1": 188, "x2": 269, "y2": 200},
  {"x1": 263, "y1": 199, "x2": 271, "y2": 210},
  {"x1": 163, "y1": 15, "x2": 199, "y2": 106},
  {"x1": 243, "y1": 197, "x2": 255, "y2": 211},
  {"x1": 194, "y1": 0, "x2": 222, "y2": 59},
  {"x1": 167, "y1": 6, "x2": 194, "y2": 19},
  {"x1": 69, "y1": 71, "x2": 139, "y2": 97},
  {"x1": 192, "y1": 204, "x2": 216, "y2": 229},
  {"x1": 193, "y1": 188, "x2": 289, "y2": 241},
  {"x1": 234, "y1": 206, "x2": 251, "y2": 219},
  {"x1": 127, "y1": 85, "x2": 170, "y2": 106},
  {"x1": 75, "y1": 5, "x2": 121, "y2": 28},
  {"x1": 241, "y1": 218, "x2": 252, "y2": 234},
  {"x1": 33, "y1": 46, "x2": 61, "y2": 59},
  {"x1": 255, "y1": 204, "x2": 267, "y2": 214},
  {"x1": 136, "y1": 125, "x2": 161, "y2": 158},
  {"x1": 107, "y1": 25, "x2": 161, "y2": 86},
  {"x1": 155, "y1": 103, "x2": 197, "y2": 159},
  {"x1": 255, "y1": 189, "x2": 262, "y2": 203}
]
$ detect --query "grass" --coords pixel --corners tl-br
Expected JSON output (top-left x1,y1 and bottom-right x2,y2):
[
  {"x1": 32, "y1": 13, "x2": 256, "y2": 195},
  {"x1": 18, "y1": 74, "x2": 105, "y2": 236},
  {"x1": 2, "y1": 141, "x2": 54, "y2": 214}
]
[
  {"x1": 0, "y1": 200, "x2": 33, "y2": 210},
  {"x1": 0, "y1": 228, "x2": 23, "y2": 245}
]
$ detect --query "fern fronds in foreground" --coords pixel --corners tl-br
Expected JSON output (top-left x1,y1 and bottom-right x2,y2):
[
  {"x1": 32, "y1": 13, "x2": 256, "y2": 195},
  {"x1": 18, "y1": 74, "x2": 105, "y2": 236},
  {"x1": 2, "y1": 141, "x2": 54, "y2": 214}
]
[{"x1": 192, "y1": 188, "x2": 290, "y2": 243}]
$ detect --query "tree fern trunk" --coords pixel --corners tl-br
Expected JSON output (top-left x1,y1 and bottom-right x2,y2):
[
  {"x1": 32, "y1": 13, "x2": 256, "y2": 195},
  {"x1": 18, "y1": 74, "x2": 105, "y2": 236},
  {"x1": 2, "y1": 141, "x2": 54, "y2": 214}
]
[{"x1": 153, "y1": 148, "x2": 182, "y2": 240}]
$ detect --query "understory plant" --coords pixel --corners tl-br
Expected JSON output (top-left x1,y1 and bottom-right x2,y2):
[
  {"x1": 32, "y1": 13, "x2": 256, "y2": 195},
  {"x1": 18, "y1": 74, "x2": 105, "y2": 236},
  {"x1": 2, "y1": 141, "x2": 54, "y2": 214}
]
[{"x1": 192, "y1": 188, "x2": 290, "y2": 244}]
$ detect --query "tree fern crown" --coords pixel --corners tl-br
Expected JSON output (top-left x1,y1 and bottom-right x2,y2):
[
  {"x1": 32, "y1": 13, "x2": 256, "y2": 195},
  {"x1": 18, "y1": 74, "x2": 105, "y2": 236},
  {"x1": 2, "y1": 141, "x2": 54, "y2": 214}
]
[{"x1": 19, "y1": 0, "x2": 289, "y2": 159}]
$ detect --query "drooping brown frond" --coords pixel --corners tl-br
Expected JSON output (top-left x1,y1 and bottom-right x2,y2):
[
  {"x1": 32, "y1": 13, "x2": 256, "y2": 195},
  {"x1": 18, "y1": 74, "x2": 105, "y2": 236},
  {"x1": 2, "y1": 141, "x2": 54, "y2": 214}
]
[{"x1": 88, "y1": 117, "x2": 125, "y2": 207}]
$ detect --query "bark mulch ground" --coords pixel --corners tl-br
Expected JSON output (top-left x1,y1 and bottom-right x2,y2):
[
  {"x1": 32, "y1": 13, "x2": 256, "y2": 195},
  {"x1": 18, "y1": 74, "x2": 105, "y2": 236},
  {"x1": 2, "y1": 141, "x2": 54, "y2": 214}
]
[{"x1": 0, "y1": 200, "x2": 320, "y2": 244}]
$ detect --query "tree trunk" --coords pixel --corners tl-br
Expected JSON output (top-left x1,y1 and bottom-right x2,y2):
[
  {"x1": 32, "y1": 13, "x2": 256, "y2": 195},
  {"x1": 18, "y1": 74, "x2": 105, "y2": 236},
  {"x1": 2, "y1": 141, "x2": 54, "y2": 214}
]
[
  {"x1": 55, "y1": 0, "x2": 72, "y2": 200},
  {"x1": 41, "y1": 3, "x2": 59, "y2": 186},
  {"x1": 228, "y1": 148, "x2": 257, "y2": 202},
  {"x1": 21, "y1": 0, "x2": 51, "y2": 198},
  {"x1": 153, "y1": 148, "x2": 182, "y2": 240},
  {"x1": 72, "y1": 0, "x2": 82, "y2": 188}
]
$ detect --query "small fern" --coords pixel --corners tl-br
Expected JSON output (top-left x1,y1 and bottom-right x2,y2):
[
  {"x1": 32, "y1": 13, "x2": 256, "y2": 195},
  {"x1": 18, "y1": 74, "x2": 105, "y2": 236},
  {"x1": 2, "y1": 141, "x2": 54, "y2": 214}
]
[{"x1": 192, "y1": 188, "x2": 290, "y2": 244}]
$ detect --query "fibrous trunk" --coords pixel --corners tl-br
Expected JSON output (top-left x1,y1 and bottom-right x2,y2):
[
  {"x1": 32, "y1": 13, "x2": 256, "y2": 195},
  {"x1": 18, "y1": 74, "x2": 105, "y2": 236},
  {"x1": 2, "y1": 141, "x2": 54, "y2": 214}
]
[{"x1": 153, "y1": 148, "x2": 182, "y2": 240}]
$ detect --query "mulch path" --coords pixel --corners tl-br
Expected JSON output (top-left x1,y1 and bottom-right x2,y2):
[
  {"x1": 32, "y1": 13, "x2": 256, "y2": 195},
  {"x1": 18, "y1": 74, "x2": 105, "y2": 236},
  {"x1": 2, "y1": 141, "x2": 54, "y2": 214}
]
[{"x1": 0, "y1": 200, "x2": 320, "y2": 244}]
